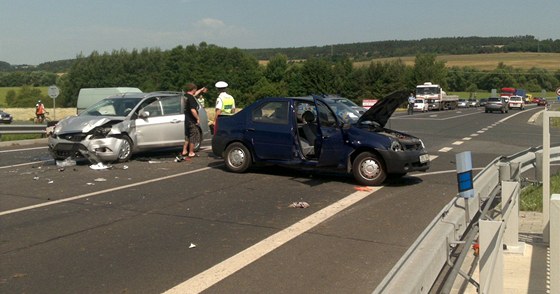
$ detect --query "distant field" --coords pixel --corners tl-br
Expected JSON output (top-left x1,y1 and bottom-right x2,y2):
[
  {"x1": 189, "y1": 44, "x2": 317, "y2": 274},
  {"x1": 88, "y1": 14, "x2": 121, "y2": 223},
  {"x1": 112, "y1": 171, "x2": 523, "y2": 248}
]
[
  {"x1": 356, "y1": 52, "x2": 560, "y2": 71},
  {"x1": 0, "y1": 86, "x2": 48, "y2": 107}
]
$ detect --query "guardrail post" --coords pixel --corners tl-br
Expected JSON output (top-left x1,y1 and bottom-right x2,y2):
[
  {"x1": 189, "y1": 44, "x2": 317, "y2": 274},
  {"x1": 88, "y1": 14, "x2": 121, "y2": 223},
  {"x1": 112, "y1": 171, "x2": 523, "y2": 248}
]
[
  {"x1": 502, "y1": 181, "x2": 524, "y2": 254},
  {"x1": 498, "y1": 162, "x2": 511, "y2": 182},
  {"x1": 479, "y1": 220, "x2": 504, "y2": 294},
  {"x1": 535, "y1": 151, "x2": 543, "y2": 182},
  {"x1": 551, "y1": 194, "x2": 560, "y2": 294}
]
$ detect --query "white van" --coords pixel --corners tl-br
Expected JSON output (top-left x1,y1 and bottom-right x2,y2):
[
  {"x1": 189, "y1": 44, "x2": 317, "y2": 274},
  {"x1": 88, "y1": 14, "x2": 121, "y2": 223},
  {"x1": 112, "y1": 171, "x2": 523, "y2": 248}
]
[{"x1": 77, "y1": 87, "x2": 142, "y2": 114}]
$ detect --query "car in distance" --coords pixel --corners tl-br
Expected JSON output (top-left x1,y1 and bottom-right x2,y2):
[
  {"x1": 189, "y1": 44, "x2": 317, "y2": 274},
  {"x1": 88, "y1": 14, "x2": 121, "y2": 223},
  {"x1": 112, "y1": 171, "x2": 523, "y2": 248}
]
[
  {"x1": 48, "y1": 91, "x2": 210, "y2": 163},
  {"x1": 0, "y1": 109, "x2": 13, "y2": 124},
  {"x1": 537, "y1": 98, "x2": 548, "y2": 106},
  {"x1": 479, "y1": 98, "x2": 488, "y2": 106},
  {"x1": 468, "y1": 99, "x2": 480, "y2": 107},
  {"x1": 457, "y1": 99, "x2": 468, "y2": 108},
  {"x1": 413, "y1": 98, "x2": 429, "y2": 112},
  {"x1": 212, "y1": 91, "x2": 430, "y2": 186},
  {"x1": 508, "y1": 95, "x2": 524, "y2": 110},
  {"x1": 485, "y1": 97, "x2": 509, "y2": 113}
]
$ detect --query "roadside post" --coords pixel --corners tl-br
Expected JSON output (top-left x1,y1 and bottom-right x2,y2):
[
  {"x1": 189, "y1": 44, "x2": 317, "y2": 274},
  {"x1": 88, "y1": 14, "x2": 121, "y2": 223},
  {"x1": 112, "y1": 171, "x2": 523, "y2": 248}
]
[
  {"x1": 456, "y1": 151, "x2": 474, "y2": 224},
  {"x1": 48, "y1": 85, "x2": 60, "y2": 120}
]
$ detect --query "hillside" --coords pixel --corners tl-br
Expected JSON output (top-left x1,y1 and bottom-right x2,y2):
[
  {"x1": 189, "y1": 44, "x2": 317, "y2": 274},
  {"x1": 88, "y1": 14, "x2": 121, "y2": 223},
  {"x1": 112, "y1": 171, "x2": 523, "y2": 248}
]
[{"x1": 356, "y1": 52, "x2": 560, "y2": 71}]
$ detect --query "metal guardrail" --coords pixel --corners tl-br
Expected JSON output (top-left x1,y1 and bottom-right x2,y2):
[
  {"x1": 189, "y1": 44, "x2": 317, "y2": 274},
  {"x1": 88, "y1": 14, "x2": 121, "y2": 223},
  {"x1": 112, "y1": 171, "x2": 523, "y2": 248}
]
[
  {"x1": 373, "y1": 145, "x2": 560, "y2": 293},
  {"x1": 0, "y1": 124, "x2": 47, "y2": 135}
]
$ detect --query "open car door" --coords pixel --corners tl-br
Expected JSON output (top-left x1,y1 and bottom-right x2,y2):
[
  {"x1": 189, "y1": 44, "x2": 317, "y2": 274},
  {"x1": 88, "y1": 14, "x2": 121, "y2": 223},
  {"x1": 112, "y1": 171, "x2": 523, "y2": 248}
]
[{"x1": 313, "y1": 97, "x2": 346, "y2": 167}]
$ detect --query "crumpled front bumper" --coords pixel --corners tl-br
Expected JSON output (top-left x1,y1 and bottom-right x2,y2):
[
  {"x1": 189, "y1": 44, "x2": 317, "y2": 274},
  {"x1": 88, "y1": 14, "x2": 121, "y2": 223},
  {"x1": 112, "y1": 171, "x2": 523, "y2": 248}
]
[{"x1": 48, "y1": 135, "x2": 126, "y2": 163}]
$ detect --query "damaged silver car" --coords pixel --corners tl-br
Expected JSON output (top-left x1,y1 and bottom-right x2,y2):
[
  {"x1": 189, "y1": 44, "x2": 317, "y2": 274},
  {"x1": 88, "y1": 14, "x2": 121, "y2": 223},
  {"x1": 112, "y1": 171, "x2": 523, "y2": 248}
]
[{"x1": 48, "y1": 91, "x2": 210, "y2": 163}]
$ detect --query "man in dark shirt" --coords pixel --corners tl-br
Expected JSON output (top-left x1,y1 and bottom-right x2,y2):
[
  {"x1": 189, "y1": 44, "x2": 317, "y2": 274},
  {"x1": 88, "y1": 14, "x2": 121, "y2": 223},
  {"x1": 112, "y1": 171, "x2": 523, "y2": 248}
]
[{"x1": 180, "y1": 83, "x2": 206, "y2": 159}]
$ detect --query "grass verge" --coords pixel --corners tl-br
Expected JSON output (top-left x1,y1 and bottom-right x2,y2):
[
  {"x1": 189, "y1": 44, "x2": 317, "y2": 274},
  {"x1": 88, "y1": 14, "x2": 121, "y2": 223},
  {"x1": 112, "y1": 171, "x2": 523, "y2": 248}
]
[
  {"x1": 0, "y1": 134, "x2": 44, "y2": 142},
  {"x1": 520, "y1": 172, "x2": 560, "y2": 212}
]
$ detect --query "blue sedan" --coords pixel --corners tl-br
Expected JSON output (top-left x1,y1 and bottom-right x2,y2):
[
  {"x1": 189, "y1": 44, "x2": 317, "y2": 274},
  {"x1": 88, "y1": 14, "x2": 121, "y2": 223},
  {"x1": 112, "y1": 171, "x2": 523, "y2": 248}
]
[{"x1": 212, "y1": 91, "x2": 430, "y2": 186}]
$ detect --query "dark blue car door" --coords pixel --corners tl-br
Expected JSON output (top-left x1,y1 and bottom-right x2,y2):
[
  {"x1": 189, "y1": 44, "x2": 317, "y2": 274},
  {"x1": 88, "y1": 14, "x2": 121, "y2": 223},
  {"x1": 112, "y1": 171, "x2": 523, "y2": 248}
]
[
  {"x1": 314, "y1": 98, "x2": 345, "y2": 167},
  {"x1": 246, "y1": 100, "x2": 295, "y2": 160}
]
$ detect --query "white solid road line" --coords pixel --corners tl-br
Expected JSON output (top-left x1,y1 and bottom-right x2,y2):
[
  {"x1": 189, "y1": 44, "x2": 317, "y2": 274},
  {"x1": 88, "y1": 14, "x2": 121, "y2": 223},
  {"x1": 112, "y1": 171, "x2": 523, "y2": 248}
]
[
  {"x1": 0, "y1": 166, "x2": 214, "y2": 217},
  {"x1": 163, "y1": 186, "x2": 383, "y2": 294}
]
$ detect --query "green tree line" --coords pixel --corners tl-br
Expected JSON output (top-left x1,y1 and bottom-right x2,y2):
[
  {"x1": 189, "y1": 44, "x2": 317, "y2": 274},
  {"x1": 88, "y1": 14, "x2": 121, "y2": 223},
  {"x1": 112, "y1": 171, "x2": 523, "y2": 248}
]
[{"x1": 3, "y1": 43, "x2": 560, "y2": 108}]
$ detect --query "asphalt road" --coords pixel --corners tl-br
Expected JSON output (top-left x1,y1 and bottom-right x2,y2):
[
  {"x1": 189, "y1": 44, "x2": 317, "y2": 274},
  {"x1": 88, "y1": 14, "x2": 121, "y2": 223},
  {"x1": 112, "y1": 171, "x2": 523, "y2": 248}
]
[{"x1": 0, "y1": 104, "x2": 556, "y2": 294}]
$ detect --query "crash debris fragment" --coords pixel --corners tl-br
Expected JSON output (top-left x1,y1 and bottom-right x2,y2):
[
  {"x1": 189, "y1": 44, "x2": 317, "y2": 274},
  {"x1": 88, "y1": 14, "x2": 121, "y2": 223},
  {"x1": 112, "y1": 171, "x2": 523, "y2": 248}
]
[
  {"x1": 289, "y1": 201, "x2": 310, "y2": 208},
  {"x1": 90, "y1": 162, "x2": 111, "y2": 170},
  {"x1": 56, "y1": 158, "x2": 76, "y2": 167}
]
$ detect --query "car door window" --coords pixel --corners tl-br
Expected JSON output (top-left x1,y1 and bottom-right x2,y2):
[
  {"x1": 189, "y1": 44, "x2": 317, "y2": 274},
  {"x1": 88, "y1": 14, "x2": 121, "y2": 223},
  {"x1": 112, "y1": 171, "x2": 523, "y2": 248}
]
[
  {"x1": 316, "y1": 101, "x2": 337, "y2": 127},
  {"x1": 252, "y1": 101, "x2": 289, "y2": 125},
  {"x1": 160, "y1": 96, "x2": 182, "y2": 115},
  {"x1": 139, "y1": 98, "x2": 162, "y2": 117}
]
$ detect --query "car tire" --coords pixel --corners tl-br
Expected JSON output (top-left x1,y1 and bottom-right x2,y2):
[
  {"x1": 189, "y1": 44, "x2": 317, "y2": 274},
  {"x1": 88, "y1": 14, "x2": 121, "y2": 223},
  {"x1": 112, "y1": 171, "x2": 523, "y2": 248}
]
[
  {"x1": 224, "y1": 142, "x2": 252, "y2": 173},
  {"x1": 116, "y1": 136, "x2": 133, "y2": 163},
  {"x1": 352, "y1": 152, "x2": 386, "y2": 186}
]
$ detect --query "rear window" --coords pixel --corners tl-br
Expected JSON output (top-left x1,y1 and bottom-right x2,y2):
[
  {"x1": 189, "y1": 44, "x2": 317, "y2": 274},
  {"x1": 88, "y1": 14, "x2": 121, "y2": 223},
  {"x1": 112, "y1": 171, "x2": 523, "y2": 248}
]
[
  {"x1": 510, "y1": 97, "x2": 522, "y2": 101},
  {"x1": 487, "y1": 98, "x2": 501, "y2": 102}
]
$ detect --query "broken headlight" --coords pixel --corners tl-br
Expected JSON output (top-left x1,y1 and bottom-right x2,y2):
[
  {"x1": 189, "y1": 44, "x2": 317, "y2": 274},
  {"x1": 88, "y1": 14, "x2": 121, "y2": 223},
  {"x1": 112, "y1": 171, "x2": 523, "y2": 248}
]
[
  {"x1": 390, "y1": 139, "x2": 403, "y2": 152},
  {"x1": 90, "y1": 126, "x2": 112, "y2": 139}
]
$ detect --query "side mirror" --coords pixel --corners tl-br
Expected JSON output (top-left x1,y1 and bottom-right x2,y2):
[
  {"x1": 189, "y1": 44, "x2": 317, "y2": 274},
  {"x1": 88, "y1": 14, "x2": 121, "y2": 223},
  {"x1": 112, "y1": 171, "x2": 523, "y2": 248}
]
[{"x1": 139, "y1": 111, "x2": 150, "y2": 118}]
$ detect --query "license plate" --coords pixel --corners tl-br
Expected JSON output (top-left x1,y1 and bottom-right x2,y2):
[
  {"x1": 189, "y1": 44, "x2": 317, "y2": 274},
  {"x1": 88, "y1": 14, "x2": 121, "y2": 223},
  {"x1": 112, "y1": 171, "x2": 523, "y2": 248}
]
[{"x1": 420, "y1": 154, "x2": 430, "y2": 163}]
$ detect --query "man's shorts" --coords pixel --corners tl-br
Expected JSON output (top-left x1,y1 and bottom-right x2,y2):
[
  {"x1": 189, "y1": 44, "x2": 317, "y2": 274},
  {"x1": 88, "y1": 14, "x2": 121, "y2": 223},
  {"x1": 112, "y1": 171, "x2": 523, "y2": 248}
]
[{"x1": 185, "y1": 121, "x2": 200, "y2": 143}]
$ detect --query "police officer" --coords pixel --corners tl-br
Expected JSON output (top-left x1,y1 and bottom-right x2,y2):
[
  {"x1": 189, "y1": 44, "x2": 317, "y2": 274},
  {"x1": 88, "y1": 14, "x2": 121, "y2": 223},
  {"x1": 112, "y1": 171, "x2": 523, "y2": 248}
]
[
  {"x1": 213, "y1": 81, "x2": 235, "y2": 133},
  {"x1": 407, "y1": 93, "x2": 415, "y2": 115}
]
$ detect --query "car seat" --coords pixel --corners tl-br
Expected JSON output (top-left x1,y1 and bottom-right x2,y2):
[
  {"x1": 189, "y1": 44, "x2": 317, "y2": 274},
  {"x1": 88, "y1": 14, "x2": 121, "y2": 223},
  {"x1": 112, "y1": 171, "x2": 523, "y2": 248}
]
[{"x1": 300, "y1": 111, "x2": 319, "y2": 157}]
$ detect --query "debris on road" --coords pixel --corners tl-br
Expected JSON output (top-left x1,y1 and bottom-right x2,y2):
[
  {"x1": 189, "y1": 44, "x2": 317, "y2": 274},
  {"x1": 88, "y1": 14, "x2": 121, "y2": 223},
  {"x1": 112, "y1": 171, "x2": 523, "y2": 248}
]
[
  {"x1": 354, "y1": 186, "x2": 373, "y2": 192},
  {"x1": 90, "y1": 162, "x2": 111, "y2": 170},
  {"x1": 289, "y1": 201, "x2": 310, "y2": 208},
  {"x1": 56, "y1": 158, "x2": 76, "y2": 167}
]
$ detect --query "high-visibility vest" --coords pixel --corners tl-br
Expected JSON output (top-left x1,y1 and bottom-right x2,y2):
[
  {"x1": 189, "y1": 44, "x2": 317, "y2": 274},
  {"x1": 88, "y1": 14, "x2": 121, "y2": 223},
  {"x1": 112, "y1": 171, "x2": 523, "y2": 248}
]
[{"x1": 219, "y1": 94, "x2": 235, "y2": 115}]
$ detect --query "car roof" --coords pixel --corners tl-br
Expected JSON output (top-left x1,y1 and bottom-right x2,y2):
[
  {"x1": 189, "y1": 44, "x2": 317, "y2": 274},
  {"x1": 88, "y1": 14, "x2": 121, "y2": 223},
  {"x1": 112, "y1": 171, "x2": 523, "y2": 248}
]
[{"x1": 106, "y1": 91, "x2": 182, "y2": 99}]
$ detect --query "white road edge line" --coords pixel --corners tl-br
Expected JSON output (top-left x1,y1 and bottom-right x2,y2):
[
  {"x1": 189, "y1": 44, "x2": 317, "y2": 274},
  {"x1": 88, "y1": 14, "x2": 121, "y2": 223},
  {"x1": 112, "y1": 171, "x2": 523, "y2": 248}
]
[
  {"x1": 163, "y1": 187, "x2": 382, "y2": 294},
  {"x1": 0, "y1": 166, "x2": 213, "y2": 217}
]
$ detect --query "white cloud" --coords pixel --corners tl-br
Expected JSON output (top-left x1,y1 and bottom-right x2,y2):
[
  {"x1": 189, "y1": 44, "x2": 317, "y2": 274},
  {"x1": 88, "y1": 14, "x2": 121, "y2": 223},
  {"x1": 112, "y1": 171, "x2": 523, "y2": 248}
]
[{"x1": 195, "y1": 18, "x2": 225, "y2": 29}]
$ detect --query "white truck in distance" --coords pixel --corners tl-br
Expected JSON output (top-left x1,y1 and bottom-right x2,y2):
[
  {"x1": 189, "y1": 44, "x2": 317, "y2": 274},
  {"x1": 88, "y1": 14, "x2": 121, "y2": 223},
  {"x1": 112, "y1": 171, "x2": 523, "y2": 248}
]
[{"x1": 416, "y1": 82, "x2": 459, "y2": 111}]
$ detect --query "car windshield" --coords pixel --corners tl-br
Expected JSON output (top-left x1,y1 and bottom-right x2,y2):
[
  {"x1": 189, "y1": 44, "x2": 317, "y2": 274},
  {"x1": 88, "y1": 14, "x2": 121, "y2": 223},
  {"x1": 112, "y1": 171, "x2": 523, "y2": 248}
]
[
  {"x1": 416, "y1": 86, "x2": 439, "y2": 95},
  {"x1": 80, "y1": 97, "x2": 142, "y2": 117},
  {"x1": 415, "y1": 99, "x2": 424, "y2": 103},
  {"x1": 324, "y1": 100, "x2": 361, "y2": 124},
  {"x1": 335, "y1": 98, "x2": 360, "y2": 108}
]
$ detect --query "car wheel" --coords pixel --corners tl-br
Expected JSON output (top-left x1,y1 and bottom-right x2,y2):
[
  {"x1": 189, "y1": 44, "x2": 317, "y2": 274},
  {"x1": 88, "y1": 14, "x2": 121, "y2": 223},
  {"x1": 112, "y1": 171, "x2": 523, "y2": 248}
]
[
  {"x1": 352, "y1": 152, "x2": 386, "y2": 186},
  {"x1": 116, "y1": 136, "x2": 133, "y2": 163},
  {"x1": 225, "y1": 142, "x2": 252, "y2": 173}
]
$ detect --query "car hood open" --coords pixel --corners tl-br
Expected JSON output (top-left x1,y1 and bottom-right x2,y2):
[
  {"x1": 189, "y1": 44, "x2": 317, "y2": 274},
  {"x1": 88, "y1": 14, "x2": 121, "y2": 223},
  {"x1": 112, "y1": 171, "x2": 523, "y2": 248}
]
[
  {"x1": 356, "y1": 90, "x2": 408, "y2": 127},
  {"x1": 55, "y1": 115, "x2": 123, "y2": 134}
]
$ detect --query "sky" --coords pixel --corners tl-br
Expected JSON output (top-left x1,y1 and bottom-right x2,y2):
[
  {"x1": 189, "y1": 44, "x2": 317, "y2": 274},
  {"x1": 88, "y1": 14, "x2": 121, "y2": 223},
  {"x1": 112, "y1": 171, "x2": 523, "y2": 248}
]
[{"x1": 1, "y1": 0, "x2": 559, "y2": 65}]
